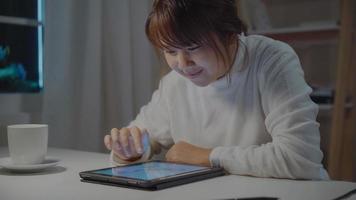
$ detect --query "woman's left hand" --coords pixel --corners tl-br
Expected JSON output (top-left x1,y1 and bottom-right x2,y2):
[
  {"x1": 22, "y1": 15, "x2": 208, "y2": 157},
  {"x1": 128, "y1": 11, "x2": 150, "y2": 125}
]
[{"x1": 165, "y1": 141, "x2": 212, "y2": 167}]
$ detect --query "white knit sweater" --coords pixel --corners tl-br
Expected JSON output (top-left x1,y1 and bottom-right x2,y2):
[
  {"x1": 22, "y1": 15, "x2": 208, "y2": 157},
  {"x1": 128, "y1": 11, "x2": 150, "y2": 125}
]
[{"x1": 111, "y1": 35, "x2": 329, "y2": 180}]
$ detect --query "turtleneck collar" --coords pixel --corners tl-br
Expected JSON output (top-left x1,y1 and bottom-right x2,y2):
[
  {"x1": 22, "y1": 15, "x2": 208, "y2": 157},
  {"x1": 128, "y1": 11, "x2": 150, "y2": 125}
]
[{"x1": 207, "y1": 34, "x2": 247, "y2": 90}]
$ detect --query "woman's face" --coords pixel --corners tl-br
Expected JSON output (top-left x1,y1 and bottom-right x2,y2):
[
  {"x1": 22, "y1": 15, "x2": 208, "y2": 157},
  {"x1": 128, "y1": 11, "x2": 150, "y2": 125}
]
[{"x1": 163, "y1": 41, "x2": 228, "y2": 87}]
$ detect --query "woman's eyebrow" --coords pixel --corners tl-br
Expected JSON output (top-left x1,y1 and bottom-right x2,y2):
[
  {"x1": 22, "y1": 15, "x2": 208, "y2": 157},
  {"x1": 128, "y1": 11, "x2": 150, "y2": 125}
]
[
  {"x1": 162, "y1": 46, "x2": 175, "y2": 51},
  {"x1": 186, "y1": 44, "x2": 201, "y2": 48}
]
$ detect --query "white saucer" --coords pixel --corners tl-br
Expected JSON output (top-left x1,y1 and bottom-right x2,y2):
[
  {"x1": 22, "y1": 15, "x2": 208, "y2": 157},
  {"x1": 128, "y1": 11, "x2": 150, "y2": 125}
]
[{"x1": 0, "y1": 157, "x2": 60, "y2": 173}]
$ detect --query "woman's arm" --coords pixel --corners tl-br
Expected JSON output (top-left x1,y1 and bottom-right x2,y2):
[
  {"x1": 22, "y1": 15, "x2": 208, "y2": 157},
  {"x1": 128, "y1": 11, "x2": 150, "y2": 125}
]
[
  {"x1": 209, "y1": 43, "x2": 328, "y2": 180},
  {"x1": 110, "y1": 75, "x2": 175, "y2": 165}
]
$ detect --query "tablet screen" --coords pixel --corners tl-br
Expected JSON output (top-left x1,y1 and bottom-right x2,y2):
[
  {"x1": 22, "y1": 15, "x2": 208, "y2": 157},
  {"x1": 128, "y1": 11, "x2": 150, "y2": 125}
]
[{"x1": 92, "y1": 162, "x2": 209, "y2": 181}]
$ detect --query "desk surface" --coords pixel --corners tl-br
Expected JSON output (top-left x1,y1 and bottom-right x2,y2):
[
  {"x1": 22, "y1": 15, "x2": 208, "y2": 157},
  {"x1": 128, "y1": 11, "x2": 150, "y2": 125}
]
[{"x1": 0, "y1": 147, "x2": 355, "y2": 200}]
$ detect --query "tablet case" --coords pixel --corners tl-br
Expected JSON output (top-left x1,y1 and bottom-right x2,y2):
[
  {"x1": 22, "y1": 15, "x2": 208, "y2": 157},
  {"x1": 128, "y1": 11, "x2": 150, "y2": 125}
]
[
  {"x1": 81, "y1": 170, "x2": 225, "y2": 190},
  {"x1": 79, "y1": 161, "x2": 225, "y2": 190}
]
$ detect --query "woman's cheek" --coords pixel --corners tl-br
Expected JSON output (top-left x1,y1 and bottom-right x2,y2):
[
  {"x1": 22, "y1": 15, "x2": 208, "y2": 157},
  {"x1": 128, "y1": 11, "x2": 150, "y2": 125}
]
[{"x1": 164, "y1": 56, "x2": 176, "y2": 69}]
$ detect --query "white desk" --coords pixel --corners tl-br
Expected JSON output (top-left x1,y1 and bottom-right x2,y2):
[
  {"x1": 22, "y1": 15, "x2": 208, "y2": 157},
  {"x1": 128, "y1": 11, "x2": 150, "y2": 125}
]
[{"x1": 0, "y1": 147, "x2": 355, "y2": 200}]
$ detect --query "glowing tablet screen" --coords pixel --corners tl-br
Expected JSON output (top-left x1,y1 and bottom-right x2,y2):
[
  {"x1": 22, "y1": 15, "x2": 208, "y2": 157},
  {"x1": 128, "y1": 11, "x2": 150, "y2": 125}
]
[{"x1": 93, "y1": 162, "x2": 208, "y2": 181}]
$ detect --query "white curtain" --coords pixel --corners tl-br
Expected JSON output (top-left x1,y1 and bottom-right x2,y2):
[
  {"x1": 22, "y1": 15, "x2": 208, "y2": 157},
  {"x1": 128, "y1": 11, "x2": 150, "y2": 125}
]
[{"x1": 43, "y1": 0, "x2": 160, "y2": 152}]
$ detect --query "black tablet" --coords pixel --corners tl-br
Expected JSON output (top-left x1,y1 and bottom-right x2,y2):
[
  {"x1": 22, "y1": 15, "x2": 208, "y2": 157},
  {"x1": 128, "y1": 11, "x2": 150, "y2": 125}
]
[{"x1": 79, "y1": 160, "x2": 225, "y2": 190}]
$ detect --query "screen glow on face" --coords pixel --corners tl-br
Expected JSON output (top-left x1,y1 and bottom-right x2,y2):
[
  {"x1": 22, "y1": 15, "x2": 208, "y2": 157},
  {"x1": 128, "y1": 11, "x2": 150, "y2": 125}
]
[{"x1": 93, "y1": 162, "x2": 208, "y2": 180}]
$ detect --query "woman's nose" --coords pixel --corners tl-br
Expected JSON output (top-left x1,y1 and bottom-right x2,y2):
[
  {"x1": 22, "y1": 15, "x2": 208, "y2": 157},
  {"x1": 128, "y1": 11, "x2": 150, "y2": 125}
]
[{"x1": 177, "y1": 52, "x2": 193, "y2": 69}]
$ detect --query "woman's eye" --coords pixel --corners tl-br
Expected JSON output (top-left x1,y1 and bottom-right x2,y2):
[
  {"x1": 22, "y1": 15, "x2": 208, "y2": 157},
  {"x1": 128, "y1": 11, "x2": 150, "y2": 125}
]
[
  {"x1": 164, "y1": 49, "x2": 177, "y2": 55},
  {"x1": 187, "y1": 45, "x2": 201, "y2": 51}
]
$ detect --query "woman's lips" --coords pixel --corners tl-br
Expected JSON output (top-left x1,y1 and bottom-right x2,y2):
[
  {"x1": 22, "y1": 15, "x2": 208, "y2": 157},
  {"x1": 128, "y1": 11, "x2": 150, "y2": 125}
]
[{"x1": 185, "y1": 69, "x2": 203, "y2": 79}]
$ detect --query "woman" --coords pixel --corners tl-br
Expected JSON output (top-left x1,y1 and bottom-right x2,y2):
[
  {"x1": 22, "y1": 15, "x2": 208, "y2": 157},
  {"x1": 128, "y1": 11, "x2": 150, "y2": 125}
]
[{"x1": 104, "y1": 0, "x2": 328, "y2": 180}]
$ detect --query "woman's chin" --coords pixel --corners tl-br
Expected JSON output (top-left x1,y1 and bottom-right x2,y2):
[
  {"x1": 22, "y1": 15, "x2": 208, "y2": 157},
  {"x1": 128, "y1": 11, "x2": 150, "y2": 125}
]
[{"x1": 190, "y1": 78, "x2": 211, "y2": 87}]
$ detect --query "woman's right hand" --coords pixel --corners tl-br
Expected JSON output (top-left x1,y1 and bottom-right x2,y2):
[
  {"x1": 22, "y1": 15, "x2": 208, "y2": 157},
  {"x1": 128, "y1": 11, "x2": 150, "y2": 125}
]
[{"x1": 104, "y1": 126, "x2": 148, "y2": 162}]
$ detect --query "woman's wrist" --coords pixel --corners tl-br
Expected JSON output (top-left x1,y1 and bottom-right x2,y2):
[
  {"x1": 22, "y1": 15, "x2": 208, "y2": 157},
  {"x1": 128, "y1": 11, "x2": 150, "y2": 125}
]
[{"x1": 200, "y1": 148, "x2": 213, "y2": 167}]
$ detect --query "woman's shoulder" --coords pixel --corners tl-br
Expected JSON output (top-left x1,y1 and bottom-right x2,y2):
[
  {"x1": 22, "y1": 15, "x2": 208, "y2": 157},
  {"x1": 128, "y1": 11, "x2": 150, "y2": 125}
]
[
  {"x1": 240, "y1": 34, "x2": 298, "y2": 68},
  {"x1": 239, "y1": 34, "x2": 302, "y2": 82},
  {"x1": 242, "y1": 34, "x2": 295, "y2": 58}
]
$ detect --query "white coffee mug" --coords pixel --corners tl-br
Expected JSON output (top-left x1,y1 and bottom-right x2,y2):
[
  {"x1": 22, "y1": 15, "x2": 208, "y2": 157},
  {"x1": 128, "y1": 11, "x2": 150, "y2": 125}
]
[{"x1": 7, "y1": 124, "x2": 48, "y2": 165}]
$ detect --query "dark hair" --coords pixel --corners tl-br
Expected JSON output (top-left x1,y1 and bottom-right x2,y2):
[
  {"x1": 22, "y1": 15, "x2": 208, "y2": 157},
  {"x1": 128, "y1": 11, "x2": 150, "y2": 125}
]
[{"x1": 145, "y1": 0, "x2": 247, "y2": 73}]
